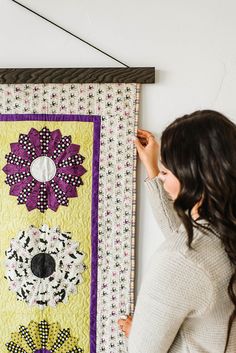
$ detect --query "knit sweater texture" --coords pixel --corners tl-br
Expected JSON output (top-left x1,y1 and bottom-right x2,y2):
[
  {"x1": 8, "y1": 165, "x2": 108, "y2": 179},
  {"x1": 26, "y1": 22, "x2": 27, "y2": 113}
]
[{"x1": 128, "y1": 175, "x2": 236, "y2": 353}]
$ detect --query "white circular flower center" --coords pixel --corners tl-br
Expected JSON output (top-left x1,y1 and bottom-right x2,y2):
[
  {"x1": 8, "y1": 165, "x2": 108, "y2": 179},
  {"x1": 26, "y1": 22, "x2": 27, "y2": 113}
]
[{"x1": 30, "y1": 156, "x2": 56, "y2": 182}]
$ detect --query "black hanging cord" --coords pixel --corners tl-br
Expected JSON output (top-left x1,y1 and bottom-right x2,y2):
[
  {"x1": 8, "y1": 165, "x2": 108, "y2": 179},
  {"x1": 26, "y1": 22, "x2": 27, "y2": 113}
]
[{"x1": 10, "y1": 0, "x2": 130, "y2": 68}]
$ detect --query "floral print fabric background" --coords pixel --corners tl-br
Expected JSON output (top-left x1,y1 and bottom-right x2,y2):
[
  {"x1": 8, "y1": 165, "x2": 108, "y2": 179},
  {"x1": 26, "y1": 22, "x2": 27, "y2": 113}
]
[{"x1": 0, "y1": 83, "x2": 140, "y2": 353}]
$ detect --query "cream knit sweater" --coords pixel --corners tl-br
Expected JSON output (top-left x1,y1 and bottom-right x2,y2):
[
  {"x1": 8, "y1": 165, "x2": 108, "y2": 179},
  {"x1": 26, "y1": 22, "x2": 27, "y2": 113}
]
[{"x1": 128, "y1": 175, "x2": 236, "y2": 353}]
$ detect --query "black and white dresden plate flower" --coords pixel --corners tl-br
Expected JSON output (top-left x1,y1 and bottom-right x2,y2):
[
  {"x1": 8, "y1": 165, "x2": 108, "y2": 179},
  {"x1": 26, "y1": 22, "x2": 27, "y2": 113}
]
[{"x1": 5, "y1": 224, "x2": 87, "y2": 308}]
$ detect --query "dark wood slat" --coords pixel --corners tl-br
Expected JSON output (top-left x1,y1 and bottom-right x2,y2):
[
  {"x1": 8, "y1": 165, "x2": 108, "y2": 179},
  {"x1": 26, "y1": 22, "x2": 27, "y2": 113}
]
[{"x1": 0, "y1": 67, "x2": 155, "y2": 84}]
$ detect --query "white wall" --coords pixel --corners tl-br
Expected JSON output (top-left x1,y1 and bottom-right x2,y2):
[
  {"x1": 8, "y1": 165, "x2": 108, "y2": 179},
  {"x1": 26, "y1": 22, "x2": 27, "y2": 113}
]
[{"x1": 1, "y1": 0, "x2": 236, "y2": 297}]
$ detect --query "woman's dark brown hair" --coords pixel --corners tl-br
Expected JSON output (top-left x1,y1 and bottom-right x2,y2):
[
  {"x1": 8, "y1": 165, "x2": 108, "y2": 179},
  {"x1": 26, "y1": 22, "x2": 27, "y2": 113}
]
[{"x1": 160, "y1": 110, "x2": 236, "y2": 353}]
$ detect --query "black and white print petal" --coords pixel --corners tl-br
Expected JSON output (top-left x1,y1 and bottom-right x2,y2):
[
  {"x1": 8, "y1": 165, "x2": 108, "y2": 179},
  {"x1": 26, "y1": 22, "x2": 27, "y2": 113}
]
[
  {"x1": 5, "y1": 225, "x2": 86, "y2": 309},
  {"x1": 6, "y1": 320, "x2": 83, "y2": 353}
]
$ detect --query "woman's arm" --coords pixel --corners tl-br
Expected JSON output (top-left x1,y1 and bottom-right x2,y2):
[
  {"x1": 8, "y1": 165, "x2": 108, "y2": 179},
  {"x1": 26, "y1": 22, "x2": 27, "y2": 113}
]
[
  {"x1": 144, "y1": 174, "x2": 182, "y2": 237},
  {"x1": 128, "y1": 250, "x2": 213, "y2": 353},
  {"x1": 133, "y1": 129, "x2": 182, "y2": 237}
]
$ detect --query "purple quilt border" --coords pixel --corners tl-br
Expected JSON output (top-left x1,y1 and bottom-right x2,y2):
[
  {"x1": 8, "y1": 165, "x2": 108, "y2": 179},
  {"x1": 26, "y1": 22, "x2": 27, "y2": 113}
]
[{"x1": 0, "y1": 114, "x2": 101, "y2": 353}]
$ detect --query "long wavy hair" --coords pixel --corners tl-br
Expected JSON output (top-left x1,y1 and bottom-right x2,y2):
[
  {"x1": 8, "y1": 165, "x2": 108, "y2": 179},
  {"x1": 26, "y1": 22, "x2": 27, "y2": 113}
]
[{"x1": 160, "y1": 110, "x2": 236, "y2": 353}]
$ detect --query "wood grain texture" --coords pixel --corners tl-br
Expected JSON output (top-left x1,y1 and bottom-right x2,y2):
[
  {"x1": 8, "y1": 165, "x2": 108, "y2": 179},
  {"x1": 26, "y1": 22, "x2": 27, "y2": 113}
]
[{"x1": 0, "y1": 67, "x2": 155, "y2": 84}]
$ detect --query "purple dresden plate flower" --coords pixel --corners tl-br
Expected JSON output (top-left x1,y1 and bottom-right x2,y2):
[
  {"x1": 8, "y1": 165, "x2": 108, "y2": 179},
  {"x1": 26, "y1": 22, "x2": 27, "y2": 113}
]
[{"x1": 3, "y1": 127, "x2": 87, "y2": 212}]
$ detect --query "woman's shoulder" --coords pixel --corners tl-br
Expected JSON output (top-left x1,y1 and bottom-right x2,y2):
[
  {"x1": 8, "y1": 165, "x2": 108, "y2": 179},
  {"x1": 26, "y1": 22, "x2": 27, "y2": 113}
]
[
  {"x1": 147, "y1": 235, "x2": 212, "y2": 285},
  {"x1": 143, "y1": 245, "x2": 215, "y2": 315},
  {"x1": 165, "y1": 218, "x2": 222, "y2": 254},
  {"x1": 161, "y1": 220, "x2": 233, "y2": 289},
  {"x1": 147, "y1": 219, "x2": 232, "y2": 301}
]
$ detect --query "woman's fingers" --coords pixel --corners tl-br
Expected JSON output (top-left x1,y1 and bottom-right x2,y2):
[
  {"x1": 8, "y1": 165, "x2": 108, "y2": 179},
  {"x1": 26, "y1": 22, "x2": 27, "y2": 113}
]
[
  {"x1": 137, "y1": 137, "x2": 148, "y2": 146},
  {"x1": 135, "y1": 135, "x2": 156, "y2": 147},
  {"x1": 133, "y1": 137, "x2": 144, "y2": 150},
  {"x1": 137, "y1": 128, "x2": 154, "y2": 137},
  {"x1": 134, "y1": 135, "x2": 155, "y2": 148},
  {"x1": 117, "y1": 315, "x2": 132, "y2": 325},
  {"x1": 137, "y1": 133, "x2": 151, "y2": 140},
  {"x1": 133, "y1": 128, "x2": 160, "y2": 173},
  {"x1": 117, "y1": 315, "x2": 133, "y2": 337},
  {"x1": 137, "y1": 129, "x2": 158, "y2": 144},
  {"x1": 136, "y1": 129, "x2": 154, "y2": 145},
  {"x1": 138, "y1": 128, "x2": 152, "y2": 133}
]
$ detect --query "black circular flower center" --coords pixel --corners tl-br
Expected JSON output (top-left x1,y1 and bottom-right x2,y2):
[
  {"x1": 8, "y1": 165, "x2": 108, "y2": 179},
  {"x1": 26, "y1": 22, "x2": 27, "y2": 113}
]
[{"x1": 31, "y1": 253, "x2": 56, "y2": 278}]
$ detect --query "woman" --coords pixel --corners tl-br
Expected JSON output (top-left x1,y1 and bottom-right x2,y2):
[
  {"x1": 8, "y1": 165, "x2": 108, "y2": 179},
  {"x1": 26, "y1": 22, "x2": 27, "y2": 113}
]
[{"x1": 118, "y1": 110, "x2": 236, "y2": 352}]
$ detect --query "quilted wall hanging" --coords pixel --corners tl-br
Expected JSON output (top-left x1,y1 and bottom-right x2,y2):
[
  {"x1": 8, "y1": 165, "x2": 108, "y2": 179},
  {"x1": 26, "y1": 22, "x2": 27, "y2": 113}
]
[{"x1": 0, "y1": 67, "x2": 155, "y2": 353}]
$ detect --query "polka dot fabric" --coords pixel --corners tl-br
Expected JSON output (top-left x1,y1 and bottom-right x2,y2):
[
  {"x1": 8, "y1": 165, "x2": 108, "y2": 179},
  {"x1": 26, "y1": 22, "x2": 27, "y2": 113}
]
[
  {"x1": 51, "y1": 136, "x2": 72, "y2": 161},
  {"x1": 18, "y1": 179, "x2": 37, "y2": 204},
  {"x1": 58, "y1": 154, "x2": 84, "y2": 168},
  {"x1": 19, "y1": 133, "x2": 36, "y2": 159},
  {"x1": 5, "y1": 152, "x2": 31, "y2": 167},
  {"x1": 37, "y1": 183, "x2": 48, "y2": 212},
  {"x1": 6, "y1": 171, "x2": 31, "y2": 186}
]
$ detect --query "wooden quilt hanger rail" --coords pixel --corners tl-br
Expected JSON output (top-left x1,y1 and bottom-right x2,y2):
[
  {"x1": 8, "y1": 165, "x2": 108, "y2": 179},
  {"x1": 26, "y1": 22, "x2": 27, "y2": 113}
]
[
  {"x1": 0, "y1": 67, "x2": 155, "y2": 84},
  {"x1": 0, "y1": 1, "x2": 155, "y2": 84}
]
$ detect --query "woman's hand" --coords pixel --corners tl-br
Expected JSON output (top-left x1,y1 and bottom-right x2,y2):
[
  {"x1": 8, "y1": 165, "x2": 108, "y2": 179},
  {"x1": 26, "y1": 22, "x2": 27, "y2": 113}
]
[
  {"x1": 133, "y1": 128, "x2": 160, "y2": 179},
  {"x1": 117, "y1": 315, "x2": 133, "y2": 338}
]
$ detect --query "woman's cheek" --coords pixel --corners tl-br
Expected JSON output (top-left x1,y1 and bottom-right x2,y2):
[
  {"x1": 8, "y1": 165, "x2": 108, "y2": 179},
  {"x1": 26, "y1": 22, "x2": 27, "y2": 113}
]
[
  {"x1": 163, "y1": 178, "x2": 172, "y2": 195},
  {"x1": 163, "y1": 177, "x2": 180, "y2": 200},
  {"x1": 169, "y1": 178, "x2": 181, "y2": 200}
]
